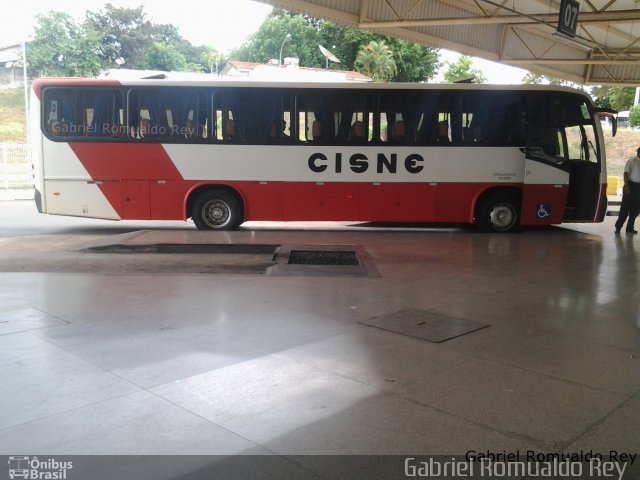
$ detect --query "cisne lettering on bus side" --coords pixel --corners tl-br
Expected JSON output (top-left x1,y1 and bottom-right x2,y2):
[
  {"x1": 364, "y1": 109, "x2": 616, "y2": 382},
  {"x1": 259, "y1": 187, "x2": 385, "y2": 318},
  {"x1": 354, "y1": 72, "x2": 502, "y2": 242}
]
[{"x1": 308, "y1": 152, "x2": 424, "y2": 175}]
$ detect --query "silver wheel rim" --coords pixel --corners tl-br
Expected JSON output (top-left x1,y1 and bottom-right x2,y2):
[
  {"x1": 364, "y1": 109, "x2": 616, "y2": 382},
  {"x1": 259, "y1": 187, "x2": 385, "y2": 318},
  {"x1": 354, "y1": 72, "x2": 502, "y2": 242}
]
[
  {"x1": 489, "y1": 203, "x2": 516, "y2": 231},
  {"x1": 202, "y1": 199, "x2": 231, "y2": 228}
]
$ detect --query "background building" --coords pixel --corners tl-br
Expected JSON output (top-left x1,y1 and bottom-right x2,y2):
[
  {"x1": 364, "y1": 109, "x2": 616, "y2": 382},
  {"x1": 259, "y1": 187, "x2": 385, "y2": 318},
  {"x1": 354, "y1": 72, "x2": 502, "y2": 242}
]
[{"x1": 0, "y1": 44, "x2": 23, "y2": 88}]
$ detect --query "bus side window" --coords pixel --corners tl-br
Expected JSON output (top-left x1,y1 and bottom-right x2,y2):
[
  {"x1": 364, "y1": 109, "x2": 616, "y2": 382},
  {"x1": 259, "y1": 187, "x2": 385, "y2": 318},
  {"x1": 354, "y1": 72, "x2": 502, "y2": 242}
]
[
  {"x1": 139, "y1": 117, "x2": 151, "y2": 138},
  {"x1": 413, "y1": 93, "x2": 453, "y2": 145},
  {"x1": 214, "y1": 90, "x2": 247, "y2": 143},
  {"x1": 130, "y1": 89, "x2": 197, "y2": 140},
  {"x1": 297, "y1": 93, "x2": 328, "y2": 143},
  {"x1": 48, "y1": 120, "x2": 64, "y2": 136},
  {"x1": 226, "y1": 116, "x2": 236, "y2": 140},
  {"x1": 392, "y1": 121, "x2": 406, "y2": 143},
  {"x1": 436, "y1": 117, "x2": 451, "y2": 144},
  {"x1": 349, "y1": 120, "x2": 366, "y2": 142},
  {"x1": 112, "y1": 105, "x2": 126, "y2": 138},
  {"x1": 212, "y1": 91, "x2": 228, "y2": 142},
  {"x1": 44, "y1": 92, "x2": 76, "y2": 138},
  {"x1": 212, "y1": 110, "x2": 237, "y2": 142},
  {"x1": 267, "y1": 94, "x2": 291, "y2": 143},
  {"x1": 87, "y1": 90, "x2": 122, "y2": 138},
  {"x1": 44, "y1": 88, "x2": 124, "y2": 140},
  {"x1": 311, "y1": 119, "x2": 322, "y2": 140},
  {"x1": 182, "y1": 92, "x2": 210, "y2": 142},
  {"x1": 269, "y1": 116, "x2": 290, "y2": 142},
  {"x1": 461, "y1": 94, "x2": 485, "y2": 145},
  {"x1": 528, "y1": 127, "x2": 562, "y2": 162},
  {"x1": 379, "y1": 92, "x2": 420, "y2": 145}
]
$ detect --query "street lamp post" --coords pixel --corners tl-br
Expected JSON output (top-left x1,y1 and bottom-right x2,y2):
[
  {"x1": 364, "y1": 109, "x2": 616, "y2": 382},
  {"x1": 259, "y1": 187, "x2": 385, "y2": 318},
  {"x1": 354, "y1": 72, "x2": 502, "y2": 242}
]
[
  {"x1": 21, "y1": 41, "x2": 30, "y2": 146},
  {"x1": 279, "y1": 34, "x2": 291, "y2": 67}
]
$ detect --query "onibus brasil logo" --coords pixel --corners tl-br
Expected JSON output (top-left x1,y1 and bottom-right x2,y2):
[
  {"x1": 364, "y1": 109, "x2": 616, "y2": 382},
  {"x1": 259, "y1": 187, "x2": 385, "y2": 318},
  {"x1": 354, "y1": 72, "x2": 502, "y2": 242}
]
[{"x1": 8, "y1": 456, "x2": 73, "y2": 479}]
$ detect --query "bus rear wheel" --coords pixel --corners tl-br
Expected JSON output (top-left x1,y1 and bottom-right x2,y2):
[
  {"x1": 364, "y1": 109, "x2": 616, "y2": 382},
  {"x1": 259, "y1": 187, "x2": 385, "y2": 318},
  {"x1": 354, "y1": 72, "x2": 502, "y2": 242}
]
[
  {"x1": 192, "y1": 190, "x2": 242, "y2": 230},
  {"x1": 476, "y1": 192, "x2": 521, "y2": 233}
]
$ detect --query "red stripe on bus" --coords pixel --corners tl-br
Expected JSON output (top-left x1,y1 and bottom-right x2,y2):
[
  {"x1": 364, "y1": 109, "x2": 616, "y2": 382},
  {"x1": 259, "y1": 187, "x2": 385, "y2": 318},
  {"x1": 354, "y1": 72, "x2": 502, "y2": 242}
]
[
  {"x1": 81, "y1": 178, "x2": 565, "y2": 226},
  {"x1": 69, "y1": 143, "x2": 184, "y2": 181},
  {"x1": 69, "y1": 143, "x2": 184, "y2": 218}
]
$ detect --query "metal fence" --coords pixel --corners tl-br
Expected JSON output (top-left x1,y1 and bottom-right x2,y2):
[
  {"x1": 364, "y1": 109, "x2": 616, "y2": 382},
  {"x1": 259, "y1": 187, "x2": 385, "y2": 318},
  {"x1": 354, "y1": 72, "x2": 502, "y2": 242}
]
[{"x1": 0, "y1": 143, "x2": 32, "y2": 190}]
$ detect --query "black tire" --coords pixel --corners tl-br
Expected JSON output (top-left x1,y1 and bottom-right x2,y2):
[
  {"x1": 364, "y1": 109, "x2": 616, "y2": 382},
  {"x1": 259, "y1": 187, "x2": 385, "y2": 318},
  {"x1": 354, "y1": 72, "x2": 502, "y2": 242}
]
[
  {"x1": 192, "y1": 190, "x2": 242, "y2": 230},
  {"x1": 475, "y1": 192, "x2": 521, "y2": 233}
]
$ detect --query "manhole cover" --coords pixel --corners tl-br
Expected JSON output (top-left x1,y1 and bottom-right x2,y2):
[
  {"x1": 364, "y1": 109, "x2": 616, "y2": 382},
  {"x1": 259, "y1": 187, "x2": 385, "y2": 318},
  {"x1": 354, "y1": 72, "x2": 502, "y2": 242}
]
[
  {"x1": 1, "y1": 308, "x2": 68, "y2": 335},
  {"x1": 288, "y1": 250, "x2": 359, "y2": 266},
  {"x1": 360, "y1": 309, "x2": 488, "y2": 343}
]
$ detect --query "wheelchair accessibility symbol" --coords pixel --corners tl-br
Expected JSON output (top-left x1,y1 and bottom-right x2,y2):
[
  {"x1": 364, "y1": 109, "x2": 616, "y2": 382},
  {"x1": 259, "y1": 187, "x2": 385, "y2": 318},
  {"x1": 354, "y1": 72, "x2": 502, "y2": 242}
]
[{"x1": 536, "y1": 203, "x2": 552, "y2": 219}]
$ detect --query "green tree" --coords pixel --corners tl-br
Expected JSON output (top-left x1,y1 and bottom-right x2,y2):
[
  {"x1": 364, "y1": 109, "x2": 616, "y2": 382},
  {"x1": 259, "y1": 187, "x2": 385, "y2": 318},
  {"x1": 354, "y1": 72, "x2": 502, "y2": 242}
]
[
  {"x1": 386, "y1": 37, "x2": 439, "y2": 82},
  {"x1": 153, "y1": 23, "x2": 211, "y2": 71},
  {"x1": 27, "y1": 11, "x2": 107, "y2": 78},
  {"x1": 232, "y1": 10, "x2": 440, "y2": 82},
  {"x1": 609, "y1": 87, "x2": 635, "y2": 112},
  {"x1": 317, "y1": 21, "x2": 376, "y2": 71},
  {"x1": 522, "y1": 73, "x2": 561, "y2": 85},
  {"x1": 354, "y1": 40, "x2": 397, "y2": 82},
  {"x1": 202, "y1": 49, "x2": 226, "y2": 75},
  {"x1": 589, "y1": 86, "x2": 635, "y2": 110},
  {"x1": 629, "y1": 105, "x2": 640, "y2": 129},
  {"x1": 143, "y1": 42, "x2": 187, "y2": 71},
  {"x1": 316, "y1": 18, "x2": 439, "y2": 81},
  {"x1": 522, "y1": 72, "x2": 584, "y2": 90},
  {"x1": 85, "y1": 4, "x2": 205, "y2": 71},
  {"x1": 85, "y1": 4, "x2": 155, "y2": 68},
  {"x1": 443, "y1": 55, "x2": 486, "y2": 83},
  {"x1": 590, "y1": 85, "x2": 612, "y2": 108},
  {"x1": 231, "y1": 10, "x2": 324, "y2": 67}
]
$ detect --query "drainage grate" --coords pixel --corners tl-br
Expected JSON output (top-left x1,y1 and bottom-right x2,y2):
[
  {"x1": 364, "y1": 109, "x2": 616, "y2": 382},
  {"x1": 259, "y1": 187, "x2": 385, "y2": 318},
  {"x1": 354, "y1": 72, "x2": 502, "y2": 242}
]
[
  {"x1": 80, "y1": 243, "x2": 279, "y2": 255},
  {"x1": 267, "y1": 245, "x2": 378, "y2": 277},
  {"x1": 288, "y1": 250, "x2": 359, "y2": 266}
]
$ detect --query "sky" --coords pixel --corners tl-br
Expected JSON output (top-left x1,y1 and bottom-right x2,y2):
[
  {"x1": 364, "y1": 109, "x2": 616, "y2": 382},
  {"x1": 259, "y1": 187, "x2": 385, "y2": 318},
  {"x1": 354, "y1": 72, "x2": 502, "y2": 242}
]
[
  {"x1": 3, "y1": 0, "x2": 273, "y2": 52},
  {"x1": 4, "y1": 0, "x2": 528, "y2": 83}
]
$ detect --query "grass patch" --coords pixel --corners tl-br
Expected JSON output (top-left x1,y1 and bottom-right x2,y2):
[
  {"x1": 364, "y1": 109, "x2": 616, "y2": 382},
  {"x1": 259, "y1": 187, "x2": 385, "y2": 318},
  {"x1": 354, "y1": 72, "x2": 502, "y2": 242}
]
[
  {"x1": 0, "y1": 88, "x2": 26, "y2": 143},
  {"x1": 604, "y1": 128, "x2": 640, "y2": 177}
]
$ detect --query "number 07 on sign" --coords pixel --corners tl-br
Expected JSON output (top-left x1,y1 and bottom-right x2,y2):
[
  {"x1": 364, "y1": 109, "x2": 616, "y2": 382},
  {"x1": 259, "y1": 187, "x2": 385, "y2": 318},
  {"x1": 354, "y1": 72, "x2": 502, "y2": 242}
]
[{"x1": 557, "y1": 0, "x2": 580, "y2": 37}]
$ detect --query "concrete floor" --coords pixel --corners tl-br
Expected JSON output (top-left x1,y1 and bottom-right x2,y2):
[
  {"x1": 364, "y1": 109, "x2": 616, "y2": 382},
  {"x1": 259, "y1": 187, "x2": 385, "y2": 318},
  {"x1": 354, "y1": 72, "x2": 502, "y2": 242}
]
[{"x1": 1, "y1": 200, "x2": 639, "y2": 478}]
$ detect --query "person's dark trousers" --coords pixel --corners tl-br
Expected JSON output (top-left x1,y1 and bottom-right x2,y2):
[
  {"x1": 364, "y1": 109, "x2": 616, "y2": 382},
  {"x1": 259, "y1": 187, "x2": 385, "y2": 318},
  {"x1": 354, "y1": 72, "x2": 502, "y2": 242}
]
[{"x1": 615, "y1": 181, "x2": 640, "y2": 232}]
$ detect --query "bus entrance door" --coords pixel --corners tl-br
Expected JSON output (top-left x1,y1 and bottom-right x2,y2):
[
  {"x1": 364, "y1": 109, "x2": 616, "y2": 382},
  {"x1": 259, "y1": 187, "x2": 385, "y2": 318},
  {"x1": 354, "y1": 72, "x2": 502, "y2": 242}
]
[{"x1": 521, "y1": 128, "x2": 570, "y2": 225}]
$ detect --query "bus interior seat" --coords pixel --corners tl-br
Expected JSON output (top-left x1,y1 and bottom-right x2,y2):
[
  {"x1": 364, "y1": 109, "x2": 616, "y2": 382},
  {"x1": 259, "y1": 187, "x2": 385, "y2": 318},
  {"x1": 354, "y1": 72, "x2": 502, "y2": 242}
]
[
  {"x1": 392, "y1": 122, "x2": 406, "y2": 143},
  {"x1": 312, "y1": 120, "x2": 322, "y2": 140},
  {"x1": 349, "y1": 121, "x2": 366, "y2": 142},
  {"x1": 226, "y1": 119, "x2": 236, "y2": 140}
]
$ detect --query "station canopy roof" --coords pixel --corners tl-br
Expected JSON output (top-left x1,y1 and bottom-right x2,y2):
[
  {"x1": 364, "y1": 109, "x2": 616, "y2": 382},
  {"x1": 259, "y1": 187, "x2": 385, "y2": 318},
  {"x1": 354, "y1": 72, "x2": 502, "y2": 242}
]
[{"x1": 258, "y1": 0, "x2": 640, "y2": 86}]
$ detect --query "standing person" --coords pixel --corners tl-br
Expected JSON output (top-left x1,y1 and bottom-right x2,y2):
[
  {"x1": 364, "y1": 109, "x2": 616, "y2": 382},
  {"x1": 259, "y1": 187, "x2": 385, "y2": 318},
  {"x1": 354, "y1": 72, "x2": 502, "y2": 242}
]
[{"x1": 615, "y1": 146, "x2": 640, "y2": 234}]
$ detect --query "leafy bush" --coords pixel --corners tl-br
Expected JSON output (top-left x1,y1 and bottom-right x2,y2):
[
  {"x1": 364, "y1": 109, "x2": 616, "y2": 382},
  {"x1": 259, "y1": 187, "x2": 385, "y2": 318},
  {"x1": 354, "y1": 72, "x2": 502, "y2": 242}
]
[{"x1": 629, "y1": 105, "x2": 640, "y2": 129}]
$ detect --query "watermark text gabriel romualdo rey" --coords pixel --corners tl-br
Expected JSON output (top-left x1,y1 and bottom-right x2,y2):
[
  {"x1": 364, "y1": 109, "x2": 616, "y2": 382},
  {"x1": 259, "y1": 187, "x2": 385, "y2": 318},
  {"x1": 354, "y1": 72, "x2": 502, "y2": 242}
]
[{"x1": 404, "y1": 450, "x2": 638, "y2": 479}]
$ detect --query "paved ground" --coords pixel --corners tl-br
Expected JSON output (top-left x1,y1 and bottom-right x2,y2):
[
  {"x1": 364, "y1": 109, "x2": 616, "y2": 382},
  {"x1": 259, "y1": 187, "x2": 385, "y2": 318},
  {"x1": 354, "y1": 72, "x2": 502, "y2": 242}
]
[{"x1": 1, "y1": 199, "x2": 639, "y2": 479}]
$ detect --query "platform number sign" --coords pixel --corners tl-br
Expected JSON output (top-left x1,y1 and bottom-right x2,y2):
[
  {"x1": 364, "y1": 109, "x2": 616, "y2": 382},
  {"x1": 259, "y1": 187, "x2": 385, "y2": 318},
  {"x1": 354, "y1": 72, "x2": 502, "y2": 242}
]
[{"x1": 557, "y1": 0, "x2": 580, "y2": 37}]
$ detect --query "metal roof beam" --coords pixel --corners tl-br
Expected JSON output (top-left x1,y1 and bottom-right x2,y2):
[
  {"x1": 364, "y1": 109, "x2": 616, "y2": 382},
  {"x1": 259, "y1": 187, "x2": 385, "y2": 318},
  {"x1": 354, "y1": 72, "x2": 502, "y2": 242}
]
[
  {"x1": 257, "y1": 0, "x2": 640, "y2": 86},
  {"x1": 359, "y1": 9, "x2": 640, "y2": 28},
  {"x1": 505, "y1": 58, "x2": 640, "y2": 65}
]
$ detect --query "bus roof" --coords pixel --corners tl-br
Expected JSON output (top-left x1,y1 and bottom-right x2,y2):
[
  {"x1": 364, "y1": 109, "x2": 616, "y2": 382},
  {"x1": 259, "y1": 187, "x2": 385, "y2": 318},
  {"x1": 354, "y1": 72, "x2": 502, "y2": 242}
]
[{"x1": 31, "y1": 76, "x2": 591, "y2": 99}]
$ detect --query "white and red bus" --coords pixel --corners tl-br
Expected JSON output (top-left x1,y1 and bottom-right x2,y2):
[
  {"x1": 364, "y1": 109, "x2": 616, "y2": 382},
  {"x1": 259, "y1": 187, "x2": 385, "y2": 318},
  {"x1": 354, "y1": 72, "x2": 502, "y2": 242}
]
[{"x1": 31, "y1": 78, "x2": 609, "y2": 232}]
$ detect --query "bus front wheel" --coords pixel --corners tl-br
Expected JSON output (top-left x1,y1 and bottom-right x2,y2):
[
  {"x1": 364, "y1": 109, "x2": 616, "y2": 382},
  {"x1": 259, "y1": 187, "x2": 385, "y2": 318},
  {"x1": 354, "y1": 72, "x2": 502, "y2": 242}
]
[
  {"x1": 192, "y1": 190, "x2": 242, "y2": 230},
  {"x1": 476, "y1": 192, "x2": 521, "y2": 233}
]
